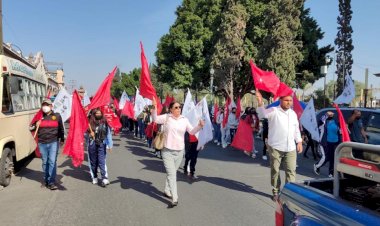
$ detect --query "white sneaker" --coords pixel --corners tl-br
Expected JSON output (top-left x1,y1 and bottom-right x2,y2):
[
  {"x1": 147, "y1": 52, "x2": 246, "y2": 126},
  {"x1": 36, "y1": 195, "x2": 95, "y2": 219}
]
[
  {"x1": 254, "y1": 149, "x2": 259, "y2": 154},
  {"x1": 92, "y1": 178, "x2": 98, "y2": 185},
  {"x1": 222, "y1": 145, "x2": 227, "y2": 149},
  {"x1": 262, "y1": 155, "x2": 268, "y2": 160},
  {"x1": 217, "y1": 142, "x2": 220, "y2": 146},
  {"x1": 328, "y1": 174, "x2": 333, "y2": 178},
  {"x1": 214, "y1": 140, "x2": 218, "y2": 143},
  {"x1": 102, "y1": 179, "x2": 110, "y2": 185},
  {"x1": 251, "y1": 153, "x2": 256, "y2": 159}
]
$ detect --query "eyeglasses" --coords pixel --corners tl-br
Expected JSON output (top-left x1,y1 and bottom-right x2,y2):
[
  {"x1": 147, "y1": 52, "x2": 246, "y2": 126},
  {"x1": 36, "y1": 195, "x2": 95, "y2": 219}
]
[{"x1": 174, "y1": 106, "x2": 182, "y2": 109}]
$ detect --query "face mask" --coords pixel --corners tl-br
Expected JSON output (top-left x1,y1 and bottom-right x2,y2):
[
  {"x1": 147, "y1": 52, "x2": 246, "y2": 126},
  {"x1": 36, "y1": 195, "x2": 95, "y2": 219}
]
[
  {"x1": 42, "y1": 106, "x2": 51, "y2": 113},
  {"x1": 356, "y1": 116, "x2": 361, "y2": 120},
  {"x1": 232, "y1": 111, "x2": 236, "y2": 114},
  {"x1": 95, "y1": 115, "x2": 102, "y2": 120},
  {"x1": 327, "y1": 116, "x2": 333, "y2": 120}
]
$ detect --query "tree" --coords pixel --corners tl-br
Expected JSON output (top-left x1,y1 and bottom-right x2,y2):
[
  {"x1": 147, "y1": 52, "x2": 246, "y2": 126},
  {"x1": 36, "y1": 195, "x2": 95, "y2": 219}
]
[
  {"x1": 260, "y1": 0, "x2": 304, "y2": 87},
  {"x1": 111, "y1": 68, "x2": 141, "y2": 98},
  {"x1": 210, "y1": 0, "x2": 248, "y2": 99},
  {"x1": 296, "y1": 7, "x2": 334, "y2": 88},
  {"x1": 335, "y1": 0, "x2": 354, "y2": 96}
]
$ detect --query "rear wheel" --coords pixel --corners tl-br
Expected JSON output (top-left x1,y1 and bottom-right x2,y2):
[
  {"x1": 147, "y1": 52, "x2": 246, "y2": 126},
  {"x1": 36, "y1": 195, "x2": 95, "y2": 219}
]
[{"x1": 0, "y1": 147, "x2": 14, "y2": 187}]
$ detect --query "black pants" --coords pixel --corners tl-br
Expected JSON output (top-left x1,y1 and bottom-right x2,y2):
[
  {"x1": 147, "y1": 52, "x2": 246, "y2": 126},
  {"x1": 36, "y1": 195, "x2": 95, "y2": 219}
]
[
  {"x1": 304, "y1": 139, "x2": 317, "y2": 159},
  {"x1": 184, "y1": 141, "x2": 199, "y2": 175},
  {"x1": 230, "y1": 128, "x2": 237, "y2": 143},
  {"x1": 316, "y1": 142, "x2": 338, "y2": 175},
  {"x1": 262, "y1": 133, "x2": 268, "y2": 156},
  {"x1": 134, "y1": 121, "x2": 139, "y2": 137}
]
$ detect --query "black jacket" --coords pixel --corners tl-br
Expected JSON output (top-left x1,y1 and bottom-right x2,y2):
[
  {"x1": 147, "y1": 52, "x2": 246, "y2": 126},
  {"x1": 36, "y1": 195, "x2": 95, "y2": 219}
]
[{"x1": 31, "y1": 112, "x2": 65, "y2": 144}]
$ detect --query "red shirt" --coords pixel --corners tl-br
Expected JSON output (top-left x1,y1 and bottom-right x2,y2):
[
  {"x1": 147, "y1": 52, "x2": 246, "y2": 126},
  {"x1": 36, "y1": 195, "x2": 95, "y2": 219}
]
[{"x1": 189, "y1": 134, "x2": 198, "y2": 143}]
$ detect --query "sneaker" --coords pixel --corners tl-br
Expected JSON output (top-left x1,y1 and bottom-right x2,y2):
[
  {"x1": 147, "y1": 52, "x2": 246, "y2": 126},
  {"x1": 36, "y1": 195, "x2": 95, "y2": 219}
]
[
  {"x1": 254, "y1": 149, "x2": 259, "y2": 154},
  {"x1": 222, "y1": 145, "x2": 227, "y2": 149},
  {"x1": 262, "y1": 155, "x2": 268, "y2": 160},
  {"x1": 47, "y1": 184, "x2": 58, "y2": 190},
  {"x1": 328, "y1": 174, "x2": 333, "y2": 178},
  {"x1": 313, "y1": 164, "x2": 320, "y2": 175},
  {"x1": 214, "y1": 140, "x2": 218, "y2": 143},
  {"x1": 101, "y1": 179, "x2": 110, "y2": 187},
  {"x1": 244, "y1": 151, "x2": 251, "y2": 156},
  {"x1": 217, "y1": 142, "x2": 220, "y2": 146},
  {"x1": 251, "y1": 153, "x2": 256, "y2": 159},
  {"x1": 189, "y1": 174, "x2": 198, "y2": 180},
  {"x1": 92, "y1": 178, "x2": 98, "y2": 185}
]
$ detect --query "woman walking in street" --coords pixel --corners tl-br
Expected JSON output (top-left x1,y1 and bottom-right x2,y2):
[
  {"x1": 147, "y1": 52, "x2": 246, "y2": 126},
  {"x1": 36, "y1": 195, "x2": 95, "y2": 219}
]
[
  {"x1": 87, "y1": 109, "x2": 113, "y2": 187},
  {"x1": 152, "y1": 100, "x2": 204, "y2": 208},
  {"x1": 184, "y1": 134, "x2": 199, "y2": 179}
]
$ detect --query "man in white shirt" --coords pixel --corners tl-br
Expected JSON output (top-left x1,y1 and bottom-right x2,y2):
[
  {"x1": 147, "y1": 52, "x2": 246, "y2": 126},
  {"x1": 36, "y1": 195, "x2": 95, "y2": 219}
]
[
  {"x1": 227, "y1": 107, "x2": 239, "y2": 144},
  {"x1": 256, "y1": 89, "x2": 303, "y2": 202}
]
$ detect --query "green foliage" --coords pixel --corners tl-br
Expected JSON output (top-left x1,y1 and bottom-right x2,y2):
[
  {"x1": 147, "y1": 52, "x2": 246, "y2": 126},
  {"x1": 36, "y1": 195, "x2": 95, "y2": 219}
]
[
  {"x1": 210, "y1": 0, "x2": 248, "y2": 98},
  {"x1": 296, "y1": 7, "x2": 334, "y2": 88},
  {"x1": 155, "y1": 0, "x2": 333, "y2": 100},
  {"x1": 111, "y1": 68, "x2": 141, "y2": 98},
  {"x1": 309, "y1": 89, "x2": 331, "y2": 110},
  {"x1": 335, "y1": 0, "x2": 354, "y2": 96},
  {"x1": 261, "y1": 0, "x2": 304, "y2": 87}
]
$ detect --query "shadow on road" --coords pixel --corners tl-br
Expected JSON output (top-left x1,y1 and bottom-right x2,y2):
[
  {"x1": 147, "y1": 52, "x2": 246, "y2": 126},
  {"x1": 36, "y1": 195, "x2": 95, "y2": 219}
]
[
  {"x1": 125, "y1": 146, "x2": 155, "y2": 158},
  {"x1": 59, "y1": 157, "x2": 91, "y2": 183},
  {"x1": 16, "y1": 168, "x2": 67, "y2": 190},
  {"x1": 110, "y1": 176, "x2": 170, "y2": 205},
  {"x1": 197, "y1": 175, "x2": 272, "y2": 199},
  {"x1": 138, "y1": 159, "x2": 165, "y2": 173}
]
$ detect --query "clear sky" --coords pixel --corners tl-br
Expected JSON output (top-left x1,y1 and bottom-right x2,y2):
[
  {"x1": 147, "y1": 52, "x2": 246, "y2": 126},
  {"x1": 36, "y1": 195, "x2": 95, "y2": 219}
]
[{"x1": 3, "y1": 0, "x2": 380, "y2": 97}]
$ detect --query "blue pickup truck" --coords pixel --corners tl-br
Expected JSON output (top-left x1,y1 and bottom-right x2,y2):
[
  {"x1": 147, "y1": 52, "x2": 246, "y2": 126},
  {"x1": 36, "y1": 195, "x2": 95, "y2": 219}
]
[{"x1": 276, "y1": 142, "x2": 380, "y2": 226}]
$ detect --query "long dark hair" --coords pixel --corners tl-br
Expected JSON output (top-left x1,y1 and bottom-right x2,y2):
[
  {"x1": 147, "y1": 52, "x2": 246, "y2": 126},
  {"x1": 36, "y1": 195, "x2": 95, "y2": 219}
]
[{"x1": 89, "y1": 108, "x2": 106, "y2": 131}]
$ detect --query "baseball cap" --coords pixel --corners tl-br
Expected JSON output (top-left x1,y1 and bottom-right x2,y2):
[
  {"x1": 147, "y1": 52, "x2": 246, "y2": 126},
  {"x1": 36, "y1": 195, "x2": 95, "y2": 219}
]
[{"x1": 42, "y1": 99, "x2": 52, "y2": 105}]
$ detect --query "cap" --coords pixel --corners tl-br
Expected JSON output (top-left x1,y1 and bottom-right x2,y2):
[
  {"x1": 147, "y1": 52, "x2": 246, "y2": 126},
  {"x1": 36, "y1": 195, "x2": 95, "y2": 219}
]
[{"x1": 42, "y1": 99, "x2": 52, "y2": 105}]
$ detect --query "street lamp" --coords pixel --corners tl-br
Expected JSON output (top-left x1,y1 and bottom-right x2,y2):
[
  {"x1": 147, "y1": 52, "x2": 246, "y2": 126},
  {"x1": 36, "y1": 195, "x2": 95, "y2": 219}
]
[
  {"x1": 210, "y1": 68, "x2": 215, "y2": 95},
  {"x1": 321, "y1": 56, "x2": 332, "y2": 107}
]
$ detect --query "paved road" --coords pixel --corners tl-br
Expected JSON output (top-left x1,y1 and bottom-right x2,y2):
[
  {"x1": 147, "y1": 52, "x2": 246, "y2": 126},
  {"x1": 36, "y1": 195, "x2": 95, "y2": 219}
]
[{"x1": 0, "y1": 132, "x2": 322, "y2": 226}]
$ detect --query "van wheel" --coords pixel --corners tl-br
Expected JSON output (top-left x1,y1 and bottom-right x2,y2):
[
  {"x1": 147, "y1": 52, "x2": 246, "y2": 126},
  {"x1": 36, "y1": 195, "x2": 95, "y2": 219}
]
[{"x1": 0, "y1": 148, "x2": 14, "y2": 187}]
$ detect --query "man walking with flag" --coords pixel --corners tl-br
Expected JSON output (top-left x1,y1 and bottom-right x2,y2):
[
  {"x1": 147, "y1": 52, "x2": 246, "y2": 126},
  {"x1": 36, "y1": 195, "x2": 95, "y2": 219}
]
[
  {"x1": 30, "y1": 99, "x2": 65, "y2": 190},
  {"x1": 256, "y1": 90, "x2": 303, "y2": 202}
]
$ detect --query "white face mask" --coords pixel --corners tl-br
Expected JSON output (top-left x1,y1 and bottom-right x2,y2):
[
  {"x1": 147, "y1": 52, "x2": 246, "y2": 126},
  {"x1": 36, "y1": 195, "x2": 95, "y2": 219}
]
[{"x1": 42, "y1": 106, "x2": 51, "y2": 113}]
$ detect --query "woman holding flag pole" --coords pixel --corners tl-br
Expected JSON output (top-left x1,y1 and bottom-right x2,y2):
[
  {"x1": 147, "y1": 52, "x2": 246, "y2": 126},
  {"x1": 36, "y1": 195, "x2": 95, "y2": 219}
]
[{"x1": 152, "y1": 98, "x2": 204, "y2": 208}]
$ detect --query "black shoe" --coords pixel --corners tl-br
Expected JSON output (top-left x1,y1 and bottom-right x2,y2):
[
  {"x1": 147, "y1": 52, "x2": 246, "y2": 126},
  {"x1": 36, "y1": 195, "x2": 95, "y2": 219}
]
[
  {"x1": 163, "y1": 192, "x2": 172, "y2": 199},
  {"x1": 272, "y1": 194, "x2": 279, "y2": 202},
  {"x1": 168, "y1": 201, "x2": 178, "y2": 208},
  {"x1": 47, "y1": 184, "x2": 58, "y2": 190}
]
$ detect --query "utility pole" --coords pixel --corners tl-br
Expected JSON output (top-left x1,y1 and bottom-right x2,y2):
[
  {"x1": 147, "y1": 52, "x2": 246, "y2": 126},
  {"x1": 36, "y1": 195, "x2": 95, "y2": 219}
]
[
  {"x1": 364, "y1": 68, "x2": 369, "y2": 108},
  {"x1": 0, "y1": 0, "x2": 3, "y2": 55}
]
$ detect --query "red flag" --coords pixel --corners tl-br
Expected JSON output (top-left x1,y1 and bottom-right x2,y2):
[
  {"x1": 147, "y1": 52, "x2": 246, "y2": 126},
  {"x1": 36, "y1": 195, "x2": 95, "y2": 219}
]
[
  {"x1": 87, "y1": 66, "x2": 117, "y2": 110},
  {"x1": 46, "y1": 89, "x2": 51, "y2": 99},
  {"x1": 63, "y1": 91, "x2": 89, "y2": 167},
  {"x1": 139, "y1": 42, "x2": 162, "y2": 113},
  {"x1": 213, "y1": 102, "x2": 218, "y2": 123},
  {"x1": 222, "y1": 97, "x2": 231, "y2": 128},
  {"x1": 121, "y1": 101, "x2": 135, "y2": 119},
  {"x1": 250, "y1": 60, "x2": 280, "y2": 95},
  {"x1": 30, "y1": 110, "x2": 44, "y2": 158},
  {"x1": 236, "y1": 96, "x2": 242, "y2": 119},
  {"x1": 101, "y1": 105, "x2": 122, "y2": 131},
  {"x1": 333, "y1": 104, "x2": 351, "y2": 142},
  {"x1": 163, "y1": 94, "x2": 171, "y2": 107},
  {"x1": 113, "y1": 97, "x2": 120, "y2": 110},
  {"x1": 292, "y1": 94, "x2": 303, "y2": 120},
  {"x1": 274, "y1": 82, "x2": 293, "y2": 100},
  {"x1": 231, "y1": 119, "x2": 254, "y2": 152}
]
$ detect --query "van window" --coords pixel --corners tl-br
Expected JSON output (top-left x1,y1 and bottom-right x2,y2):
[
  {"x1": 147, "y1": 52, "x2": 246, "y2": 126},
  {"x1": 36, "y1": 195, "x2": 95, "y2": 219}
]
[
  {"x1": 1, "y1": 76, "x2": 13, "y2": 113},
  {"x1": 367, "y1": 114, "x2": 380, "y2": 129}
]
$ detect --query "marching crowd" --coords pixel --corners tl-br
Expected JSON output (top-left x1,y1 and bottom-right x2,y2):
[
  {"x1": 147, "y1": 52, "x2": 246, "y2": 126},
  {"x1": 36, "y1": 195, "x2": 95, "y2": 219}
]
[{"x1": 30, "y1": 88, "x2": 369, "y2": 205}]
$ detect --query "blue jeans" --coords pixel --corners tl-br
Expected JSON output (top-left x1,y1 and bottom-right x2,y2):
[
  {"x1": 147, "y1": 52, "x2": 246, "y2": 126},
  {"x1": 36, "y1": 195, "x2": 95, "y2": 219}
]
[
  {"x1": 39, "y1": 141, "x2": 59, "y2": 185},
  {"x1": 138, "y1": 119, "x2": 145, "y2": 138},
  {"x1": 214, "y1": 123, "x2": 221, "y2": 142},
  {"x1": 88, "y1": 141, "x2": 108, "y2": 180}
]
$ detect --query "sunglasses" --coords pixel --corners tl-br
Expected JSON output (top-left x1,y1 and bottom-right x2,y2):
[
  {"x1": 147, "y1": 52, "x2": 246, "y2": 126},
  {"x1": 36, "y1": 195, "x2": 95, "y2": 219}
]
[{"x1": 173, "y1": 106, "x2": 182, "y2": 109}]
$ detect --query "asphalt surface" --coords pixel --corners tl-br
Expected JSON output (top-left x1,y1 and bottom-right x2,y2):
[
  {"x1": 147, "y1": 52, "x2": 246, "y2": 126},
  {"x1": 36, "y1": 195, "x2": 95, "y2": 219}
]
[{"x1": 0, "y1": 131, "x2": 323, "y2": 226}]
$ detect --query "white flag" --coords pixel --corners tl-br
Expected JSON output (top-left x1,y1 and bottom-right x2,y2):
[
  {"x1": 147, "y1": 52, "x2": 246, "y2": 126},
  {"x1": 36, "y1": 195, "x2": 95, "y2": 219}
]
[
  {"x1": 119, "y1": 91, "x2": 129, "y2": 110},
  {"x1": 300, "y1": 98, "x2": 320, "y2": 141},
  {"x1": 134, "y1": 89, "x2": 147, "y2": 118},
  {"x1": 185, "y1": 101, "x2": 203, "y2": 139},
  {"x1": 334, "y1": 75, "x2": 355, "y2": 104},
  {"x1": 53, "y1": 88, "x2": 72, "y2": 122},
  {"x1": 182, "y1": 89, "x2": 196, "y2": 117},
  {"x1": 144, "y1": 98, "x2": 152, "y2": 106},
  {"x1": 82, "y1": 91, "x2": 91, "y2": 107},
  {"x1": 196, "y1": 97, "x2": 213, "y2": 150}
]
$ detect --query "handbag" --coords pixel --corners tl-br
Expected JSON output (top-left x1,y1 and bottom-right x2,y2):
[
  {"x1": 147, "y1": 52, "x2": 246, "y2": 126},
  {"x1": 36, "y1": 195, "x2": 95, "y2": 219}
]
[{"x1": 153, "y1": 114, "x2": 169, "y2": 150}]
